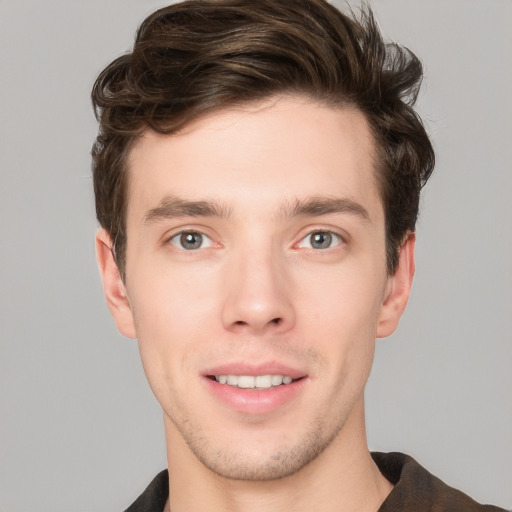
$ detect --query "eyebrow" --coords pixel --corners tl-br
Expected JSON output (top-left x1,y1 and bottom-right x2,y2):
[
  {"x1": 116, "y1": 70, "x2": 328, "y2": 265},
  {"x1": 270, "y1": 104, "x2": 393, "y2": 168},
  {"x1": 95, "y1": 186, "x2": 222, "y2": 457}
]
[
  {"x1": 283, "y1": 196, "x2": 370, "y2": 223},
  {"x1": 144, "y1": 194, "x2": 370, "y2": 224},
  {"x1": 144, "y1": 195, "x2": 231, "y2": 223}
]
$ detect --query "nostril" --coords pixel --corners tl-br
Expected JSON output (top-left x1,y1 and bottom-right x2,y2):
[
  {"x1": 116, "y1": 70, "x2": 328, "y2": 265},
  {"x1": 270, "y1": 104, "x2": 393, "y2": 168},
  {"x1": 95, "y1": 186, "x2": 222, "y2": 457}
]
[{"x1": 230, "y1": 317, "x2": 285, "y2": 331}]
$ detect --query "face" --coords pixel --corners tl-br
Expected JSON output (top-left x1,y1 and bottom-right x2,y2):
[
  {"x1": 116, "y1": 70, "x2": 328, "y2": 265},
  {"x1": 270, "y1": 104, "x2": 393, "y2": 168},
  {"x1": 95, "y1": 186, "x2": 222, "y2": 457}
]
[{"x1": 97, "y1": 96, "x2": 414, "y2": 481}]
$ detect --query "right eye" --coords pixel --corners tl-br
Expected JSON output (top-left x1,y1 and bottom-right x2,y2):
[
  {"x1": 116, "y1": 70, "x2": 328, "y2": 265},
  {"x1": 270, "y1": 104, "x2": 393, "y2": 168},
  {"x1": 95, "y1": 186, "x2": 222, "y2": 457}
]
[
  {"x1": 296, "y1": 230, "x2": 343, "y2": 250},
  {"x1": 169, "y1": 231, "x2": 213, "y2": 250}
]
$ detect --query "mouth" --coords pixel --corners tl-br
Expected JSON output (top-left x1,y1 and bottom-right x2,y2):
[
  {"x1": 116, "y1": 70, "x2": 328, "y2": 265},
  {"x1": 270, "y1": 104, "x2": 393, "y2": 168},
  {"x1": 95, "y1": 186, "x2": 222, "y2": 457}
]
[
  {"x1": 207, "y1": 374, "x2": 302, "y2": 390},
  {"x1": 203, "y1": 367, "x2": 308, "y2": 415}
]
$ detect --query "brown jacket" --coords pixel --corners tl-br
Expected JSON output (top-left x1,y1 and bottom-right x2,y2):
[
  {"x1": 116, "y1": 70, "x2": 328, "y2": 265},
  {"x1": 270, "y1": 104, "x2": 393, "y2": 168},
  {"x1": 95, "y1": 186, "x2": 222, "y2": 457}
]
[{"x1": 124, "y1": 452, "x2": 509, "y2": 511}]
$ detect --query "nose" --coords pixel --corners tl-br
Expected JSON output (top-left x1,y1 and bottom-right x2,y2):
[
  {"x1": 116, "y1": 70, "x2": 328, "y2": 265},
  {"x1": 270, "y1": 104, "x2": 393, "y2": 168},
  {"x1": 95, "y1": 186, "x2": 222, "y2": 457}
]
[{"x1": 221, "y1": 245, "x2": 295, "y2": 335}]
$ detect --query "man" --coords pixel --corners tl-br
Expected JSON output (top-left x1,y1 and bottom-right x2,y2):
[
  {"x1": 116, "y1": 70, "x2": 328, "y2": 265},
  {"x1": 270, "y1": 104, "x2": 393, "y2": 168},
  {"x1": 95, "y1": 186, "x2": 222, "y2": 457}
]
[{"x1": 91, "y1": 1, "x2": 506, "y2": 511}]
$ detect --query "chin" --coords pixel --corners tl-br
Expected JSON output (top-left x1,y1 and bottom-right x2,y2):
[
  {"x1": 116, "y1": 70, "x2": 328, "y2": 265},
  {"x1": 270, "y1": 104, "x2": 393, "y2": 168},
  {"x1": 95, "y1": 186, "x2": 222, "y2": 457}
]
[{"x1": 178, "y1": 417, "x2": 344, "y2": 482}]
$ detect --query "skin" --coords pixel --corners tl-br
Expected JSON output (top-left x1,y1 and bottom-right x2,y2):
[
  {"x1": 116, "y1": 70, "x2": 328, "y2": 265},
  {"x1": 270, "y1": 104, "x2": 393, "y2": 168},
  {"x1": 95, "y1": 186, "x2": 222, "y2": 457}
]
[{"x1": 97, "y1": 95, "x2": 415, "y2": 512}]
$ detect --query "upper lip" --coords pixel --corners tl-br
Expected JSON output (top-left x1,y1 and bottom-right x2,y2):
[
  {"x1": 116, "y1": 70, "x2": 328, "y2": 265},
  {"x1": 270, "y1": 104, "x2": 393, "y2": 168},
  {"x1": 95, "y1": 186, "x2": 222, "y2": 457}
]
[{"x1": 203, "y1": 362, "x2": 307, "y2": 380}]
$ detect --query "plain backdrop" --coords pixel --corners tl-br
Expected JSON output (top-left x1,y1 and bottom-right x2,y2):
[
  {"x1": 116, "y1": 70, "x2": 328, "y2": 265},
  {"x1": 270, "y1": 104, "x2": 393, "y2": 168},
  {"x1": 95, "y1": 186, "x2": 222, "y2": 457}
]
[{"x1": 0, "y1": 1, "x2": 511, "y2": 511}]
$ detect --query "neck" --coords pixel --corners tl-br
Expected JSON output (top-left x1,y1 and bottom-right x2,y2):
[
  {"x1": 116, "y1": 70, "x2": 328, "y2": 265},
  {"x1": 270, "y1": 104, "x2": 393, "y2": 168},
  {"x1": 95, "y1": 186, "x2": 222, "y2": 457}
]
[{"x1": 164, "y1": 399, "x2": 392, "y2": 512}]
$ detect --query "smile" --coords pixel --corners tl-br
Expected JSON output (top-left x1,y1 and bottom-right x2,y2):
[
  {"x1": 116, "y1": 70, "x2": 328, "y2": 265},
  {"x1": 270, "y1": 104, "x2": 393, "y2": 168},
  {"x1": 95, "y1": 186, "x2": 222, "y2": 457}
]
[
  {"x1": 204, "y1": 368, "x2": 308, "y2": 414},
  {"x1": 212, "y1": 374, "x2": 295, "y2": 389}
]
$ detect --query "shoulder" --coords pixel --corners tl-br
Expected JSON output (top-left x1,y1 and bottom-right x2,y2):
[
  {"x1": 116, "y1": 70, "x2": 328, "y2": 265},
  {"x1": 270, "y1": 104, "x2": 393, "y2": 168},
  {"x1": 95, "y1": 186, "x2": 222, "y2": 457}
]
[
  {"x1": 373, "y1": 452, "x2": 509, "y2": 512},
  {"x1": 123, "y1": 469, "x2": 169, "y2": 512},
  {"x1": 121, "y1": 456, "x2": 509, "y2": 512}
]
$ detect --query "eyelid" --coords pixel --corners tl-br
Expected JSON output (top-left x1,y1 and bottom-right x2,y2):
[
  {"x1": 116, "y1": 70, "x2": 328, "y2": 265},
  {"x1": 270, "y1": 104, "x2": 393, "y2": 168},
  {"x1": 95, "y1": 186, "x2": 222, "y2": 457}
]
[
  {"x1": 166, "y1": 228, "x2": 220, "y2": 251},
  {"x1": 294, "y1": 228, "x2": 346, "y2": 250},
  {"x1": 162, "y1": 223, "x2": 218, "y2": 242}
]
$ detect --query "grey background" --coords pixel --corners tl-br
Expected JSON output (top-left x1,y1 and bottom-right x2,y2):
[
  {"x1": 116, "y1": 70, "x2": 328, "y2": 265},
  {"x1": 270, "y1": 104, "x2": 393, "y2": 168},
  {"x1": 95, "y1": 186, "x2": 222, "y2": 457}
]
[{"x1": 0, "y1": 1, "x2": 510, "y2": 510}]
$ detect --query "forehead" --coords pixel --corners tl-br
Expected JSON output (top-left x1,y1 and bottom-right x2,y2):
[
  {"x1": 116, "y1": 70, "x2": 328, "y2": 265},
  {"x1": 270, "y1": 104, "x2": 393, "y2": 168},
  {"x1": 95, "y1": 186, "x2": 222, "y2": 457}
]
[{"x1": 125, "y1": 96, "x2": 382, "y2": 222}]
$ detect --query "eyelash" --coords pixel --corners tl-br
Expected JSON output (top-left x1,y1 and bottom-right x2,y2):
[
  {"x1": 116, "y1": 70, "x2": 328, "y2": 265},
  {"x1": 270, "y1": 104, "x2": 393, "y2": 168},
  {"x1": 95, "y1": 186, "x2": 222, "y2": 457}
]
[
  {"x1": 168, "y1": 230, "x2": 215, "y2": 250},
  {"x1": 167, "y1": 229, "x2": 345, "y2": 252},
  {"x1": 295, "y1": 230, "x2": 344, "y2": 250}
]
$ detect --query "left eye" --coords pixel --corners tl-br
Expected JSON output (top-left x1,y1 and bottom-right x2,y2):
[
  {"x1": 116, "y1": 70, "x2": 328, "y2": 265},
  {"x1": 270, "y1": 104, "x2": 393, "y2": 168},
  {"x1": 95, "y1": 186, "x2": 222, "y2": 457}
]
[
  {"x1": 298, "y1": 231, "x2": 343, "y2": 250},
  {"x1": 169, "y1": 231, "x2": 213, "y2": 250}
]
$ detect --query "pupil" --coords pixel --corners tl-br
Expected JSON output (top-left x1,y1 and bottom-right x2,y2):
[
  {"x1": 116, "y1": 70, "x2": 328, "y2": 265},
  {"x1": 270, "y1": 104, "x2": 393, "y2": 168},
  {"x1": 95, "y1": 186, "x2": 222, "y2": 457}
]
[
  {"x1": 181, "y1": 232, "x2": 202, "y2": 249},
  {"x1": 311, "y1": 232, "x2": 331, "y2": 249}
]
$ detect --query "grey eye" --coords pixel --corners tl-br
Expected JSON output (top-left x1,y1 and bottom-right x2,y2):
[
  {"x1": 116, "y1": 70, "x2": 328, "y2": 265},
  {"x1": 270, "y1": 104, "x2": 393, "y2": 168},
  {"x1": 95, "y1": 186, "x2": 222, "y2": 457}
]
[
  {"x1": 298, "y1": 231, "x2": 342, "y2": 250},
  {"x1": 170, "y1": 231, "x2": 213, "y2": 250},
  {"x1": 310, "y1": 232, "x2": 332, "y2": 249}
]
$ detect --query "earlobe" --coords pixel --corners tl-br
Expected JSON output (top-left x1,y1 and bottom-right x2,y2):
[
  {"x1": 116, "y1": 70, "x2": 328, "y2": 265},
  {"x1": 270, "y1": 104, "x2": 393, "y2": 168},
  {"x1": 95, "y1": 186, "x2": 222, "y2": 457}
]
[
  {"x1": 96, "y1": 229, "x2": 137, "y2": 339},
  {"x1": 376, "y1": 233, "x2": 416, "y2": 339}
]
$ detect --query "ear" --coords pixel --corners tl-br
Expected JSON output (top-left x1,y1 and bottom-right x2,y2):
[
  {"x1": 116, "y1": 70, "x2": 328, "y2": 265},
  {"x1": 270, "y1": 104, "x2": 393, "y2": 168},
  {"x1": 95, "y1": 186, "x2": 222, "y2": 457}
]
[
  {"x1": 376, "y1": 233, "x2": 416, "y2": 338},
  {"x1": 96, "y1": 229, "x2": 136, "y2": 339}
]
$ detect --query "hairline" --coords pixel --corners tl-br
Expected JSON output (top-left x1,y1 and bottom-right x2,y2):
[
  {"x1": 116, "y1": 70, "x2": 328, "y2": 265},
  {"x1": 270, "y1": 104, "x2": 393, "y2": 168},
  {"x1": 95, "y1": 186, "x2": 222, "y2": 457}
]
[{"x1": 113, "y1": 93, "x2": 394, "y2": 278}]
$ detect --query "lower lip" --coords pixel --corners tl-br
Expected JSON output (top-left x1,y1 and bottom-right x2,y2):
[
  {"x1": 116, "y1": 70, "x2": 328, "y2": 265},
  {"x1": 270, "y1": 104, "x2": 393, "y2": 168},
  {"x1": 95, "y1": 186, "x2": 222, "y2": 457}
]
[{"x1": 203, "y1": 377, "x2": 307, "y2": 415}]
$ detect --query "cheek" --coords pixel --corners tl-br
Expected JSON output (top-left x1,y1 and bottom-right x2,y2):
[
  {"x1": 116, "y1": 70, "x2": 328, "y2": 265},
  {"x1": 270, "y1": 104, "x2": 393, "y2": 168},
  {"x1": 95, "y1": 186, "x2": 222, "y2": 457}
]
[
  {"x1": 295, "y1": 264, "x2": 383, "y2": 380},
  {"x1": 297, "y1": 262, "x2": 384, "y2": 333},
  {"x1": 128, "y1": 288, "x2": 205, "y2": 413},
  {"x1": 126, "y1": 264, "x2": 219, "y2": 382},
  {"x1": 129, "y1": 257, "x2": 220, "y2": 328}
]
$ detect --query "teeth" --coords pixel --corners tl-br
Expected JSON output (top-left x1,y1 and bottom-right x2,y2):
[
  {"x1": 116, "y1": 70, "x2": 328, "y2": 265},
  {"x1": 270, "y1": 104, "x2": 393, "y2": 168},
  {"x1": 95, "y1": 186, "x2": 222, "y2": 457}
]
[
  {"x1": 227, "y1": 375, "x2": 238, "y2": 386},
  {"x1": 255, "y1": 375, "x2": 272, "y2": 388},
  {"x1": 214, "y1": 374, "x2": 295, "y2": 389},
  {"x1": 238, "y1": 376, "x2": 255, "y2": 388},
  {"x1": 271, "y1": 375, "x2": 283, "y2": 386}
]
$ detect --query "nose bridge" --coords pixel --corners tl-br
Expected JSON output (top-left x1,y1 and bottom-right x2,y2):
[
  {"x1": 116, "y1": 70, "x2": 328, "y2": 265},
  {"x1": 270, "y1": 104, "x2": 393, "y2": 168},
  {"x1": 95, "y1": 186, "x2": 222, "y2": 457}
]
[{"x1": 221, "y1": 234, "x2": 294, "y2": 334}]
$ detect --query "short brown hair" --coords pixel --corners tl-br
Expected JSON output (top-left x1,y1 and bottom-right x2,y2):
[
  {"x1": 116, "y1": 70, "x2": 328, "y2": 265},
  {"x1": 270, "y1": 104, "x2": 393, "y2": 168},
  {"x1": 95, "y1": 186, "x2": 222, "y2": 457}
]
[{"x1": 92, "y1": 0, "x2": 434, "y2": 276}]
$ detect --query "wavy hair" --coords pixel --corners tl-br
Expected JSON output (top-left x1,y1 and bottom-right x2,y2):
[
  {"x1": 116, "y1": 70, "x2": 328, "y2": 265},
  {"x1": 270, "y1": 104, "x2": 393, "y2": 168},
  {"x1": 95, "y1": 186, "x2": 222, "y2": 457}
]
[{"x1": 92, "y1": 0, "x2": 434, "y2": 276}]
